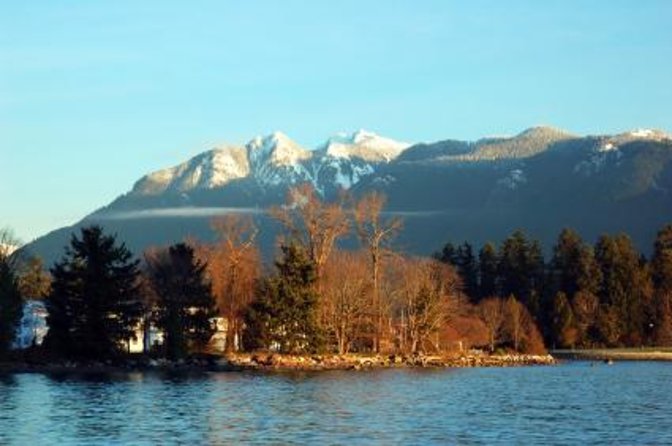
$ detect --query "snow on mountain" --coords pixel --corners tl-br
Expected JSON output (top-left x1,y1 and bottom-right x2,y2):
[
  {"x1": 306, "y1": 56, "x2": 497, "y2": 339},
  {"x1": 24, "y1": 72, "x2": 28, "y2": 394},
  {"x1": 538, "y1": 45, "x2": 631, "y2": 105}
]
[
  {"x1": 318, "y1": 157, "x2": 376, "y2": 190},
  {"x1": 247, "y1": 131, "x2": 312, "y2": 167},
  {"x1": 598, "y1": 142, "x2": 616, "y2": 153},
  {"x1": 310, "y1": 129, "x2": 410, "y2": 190},
  {"x1": 592, "y1": 129, "x2": 670, "y2": 153},
  {"x1": 622, "y1": 128, "x2": 669, "y2": 142},
  {"x1": 131, "y1": 130, "x2": 410, "y2": 196},
  {"x1": 132, "y1": 145, "x2": 249, "y2": 195},
  {"x1": 320, "y1": 129, "x2": 411, "y2": 162},
  {"x1": 574, "y1": 148, "x2": 624, "y2": 176},
  {"x1": 128, "y1": 127, "x2": 670, "y2": 198},
  {"x1": 573, "y1": 129, "x2": 670, "y2": 175},
  {"x1": 246, "y1": 132, "x2": 313, "y2": 187},
  {"x1": 497, "y1": 168, "x2": 528, "y2": 190},
  {"x1": 628, "y1": 128, "x2": 669, "y2": 139}
]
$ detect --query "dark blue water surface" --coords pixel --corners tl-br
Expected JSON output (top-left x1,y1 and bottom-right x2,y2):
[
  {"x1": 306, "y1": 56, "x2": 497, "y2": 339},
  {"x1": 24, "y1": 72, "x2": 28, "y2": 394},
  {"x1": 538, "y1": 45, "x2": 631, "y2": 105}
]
[{"x1": 1, "y1": 361, "x2": 671, "y2": 445}]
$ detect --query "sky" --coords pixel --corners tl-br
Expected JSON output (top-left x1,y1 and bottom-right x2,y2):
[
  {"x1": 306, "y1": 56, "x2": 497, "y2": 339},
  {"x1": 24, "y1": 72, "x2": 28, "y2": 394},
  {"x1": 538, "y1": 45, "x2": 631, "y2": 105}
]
[{"x1": 2, "y1": 1, "x2": 671, "y2": 242}]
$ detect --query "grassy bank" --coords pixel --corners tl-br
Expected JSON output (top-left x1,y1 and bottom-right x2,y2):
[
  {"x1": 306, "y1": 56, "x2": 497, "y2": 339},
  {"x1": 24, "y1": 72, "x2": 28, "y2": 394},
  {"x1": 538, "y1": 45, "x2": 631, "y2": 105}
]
[{"x1": 551, "y1": 348, "x2": 672, "y2": 361}]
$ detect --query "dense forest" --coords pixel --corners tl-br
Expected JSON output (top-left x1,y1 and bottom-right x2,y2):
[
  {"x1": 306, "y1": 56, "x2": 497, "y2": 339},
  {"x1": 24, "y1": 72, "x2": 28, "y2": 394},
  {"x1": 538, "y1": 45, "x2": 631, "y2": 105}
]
[
  {"x1": 436, "y1": 227, "x2": 672, "y2": 349},
  {"x1": 1, "y1": 183, "x2": 671, "y2": 362}
]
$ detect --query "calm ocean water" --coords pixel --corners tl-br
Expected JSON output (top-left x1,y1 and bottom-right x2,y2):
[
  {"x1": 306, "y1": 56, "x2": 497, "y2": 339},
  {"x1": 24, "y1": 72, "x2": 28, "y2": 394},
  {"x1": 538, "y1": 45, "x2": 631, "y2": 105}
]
[{"x1": 1, "y1": 361, "x2": 671, "y2": 445}]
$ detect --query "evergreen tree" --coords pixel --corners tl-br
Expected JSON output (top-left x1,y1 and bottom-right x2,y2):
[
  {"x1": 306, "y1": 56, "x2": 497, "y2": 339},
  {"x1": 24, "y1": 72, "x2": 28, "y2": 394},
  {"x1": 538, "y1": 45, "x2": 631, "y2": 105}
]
[
  {"x1": 498, "y1": 230, "x2": 545, "y2": 311},
  {"x1": 0, "y1": 256, "x2": 22, "y2": 356},
  {"x1": 498, "y1": 231, "x2": 528, "y2": 301},
  {"x1": 542, "y1": 229, "x2": 601, "y2": 346},
  {"x1": 572, "y1": 290, "x2": 599, "y2": 347},
  {"x1": 549, "y1": 228, "x2": 601, "y2": 298},
  {"x1": 651, "y1": 224, "x2": 672, "y2": 345},
  {"x1": 652, "y1": 224, "x2": 672, "y2": 292},
  {"x1": 594, "y1": 234, "x2": 652, "y2": 346},
  {"x1": 146, "y1": 243, "x2": 216, "y2": 360},
  {"x1": 243, "y1": 244, "x2": 323, "y2": 353},
  {"x1": 43, "y1": 226, "x2": 142, "y2": 359},
  {"x1": 435, "y1": 242, "x2": 457, "y2": 265},
  {"x1": 455, "y1": 242, "x2": 479, "y2": 302},
  {"x1": 526, "y1": 240, "x2": 546, "y2": 317},
  {"x1": 551, "y1": 291, "x2": 577, "y2": 348},
  {"x1": 478, "y1": 242, "x2": 499, "y2": 298},
  {"x1": 596, "y1": 304, "x2": 621, "y2": 347}
]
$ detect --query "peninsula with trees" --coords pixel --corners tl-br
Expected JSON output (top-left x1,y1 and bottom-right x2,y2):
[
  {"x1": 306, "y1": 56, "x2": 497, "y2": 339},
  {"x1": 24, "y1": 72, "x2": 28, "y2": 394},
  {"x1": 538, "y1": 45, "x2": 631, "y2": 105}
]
[{"x1": 2, "y1": 185, "x2": 672, "y2": 372}]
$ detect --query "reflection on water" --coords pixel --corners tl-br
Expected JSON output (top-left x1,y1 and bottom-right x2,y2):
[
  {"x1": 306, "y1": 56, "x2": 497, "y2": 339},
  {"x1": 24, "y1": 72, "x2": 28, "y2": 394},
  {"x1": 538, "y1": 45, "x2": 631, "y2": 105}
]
[{"x1": 1, "y1": 362, "x2": 672, "y2": 445}]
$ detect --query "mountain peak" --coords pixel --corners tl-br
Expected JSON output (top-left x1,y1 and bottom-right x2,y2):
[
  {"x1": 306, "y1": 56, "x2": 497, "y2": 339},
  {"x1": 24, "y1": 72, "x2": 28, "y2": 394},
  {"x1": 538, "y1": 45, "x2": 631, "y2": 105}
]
[
  {"x1": 248, "y1": 131, "x2": 295, "y2": 151},
  {"x1": 131, "y1": 145, "x2": 250, "y2": 195},
  {"x1": 268, "y1": 130, "x2": 293, "y2": 145},
  {"x1": 351, "y1": 129, "x2": 380, "y2": 144},
  {"x1": 321, "y1": 129, "x2": 411, "y2": 162},
  {"x1": 516, "y1": 126, "x2": 574, "y2": 139},
  {"x1": 247, "y1": 131, "x2": 311, "y2": 166}
]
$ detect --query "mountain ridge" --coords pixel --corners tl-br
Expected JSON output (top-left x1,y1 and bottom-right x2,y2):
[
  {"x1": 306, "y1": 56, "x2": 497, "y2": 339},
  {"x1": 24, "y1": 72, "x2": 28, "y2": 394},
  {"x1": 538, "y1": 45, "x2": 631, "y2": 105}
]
[
  {"x1": 23, "y1": 126, "x2": 672, "y2": 265},
  {"x1": 131, "y1": 129, "x2": 411, "y2": 198},
  {"x1": 130, "y1": 126, "x2": 670, "y2": 199}
]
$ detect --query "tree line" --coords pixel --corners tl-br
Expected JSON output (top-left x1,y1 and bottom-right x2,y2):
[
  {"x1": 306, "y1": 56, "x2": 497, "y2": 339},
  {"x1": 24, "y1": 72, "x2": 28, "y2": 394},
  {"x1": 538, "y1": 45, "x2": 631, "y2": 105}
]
[
  {"x1": 436, "y1": 225, "x2": 672, "y2": 349},
  {"x1": 1, "y1": 184, "x2": 672, "y2": 362}
]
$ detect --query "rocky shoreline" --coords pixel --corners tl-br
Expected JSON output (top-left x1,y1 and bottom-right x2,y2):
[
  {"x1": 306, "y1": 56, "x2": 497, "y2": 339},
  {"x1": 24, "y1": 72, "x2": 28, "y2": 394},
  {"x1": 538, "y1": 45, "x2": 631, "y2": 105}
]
[
  {"x1": 0, "y1": 352, "x2": 556, "y2": 375},
  {"x1": 224, "y1": 352, "x2": 556, "y2": 371}
]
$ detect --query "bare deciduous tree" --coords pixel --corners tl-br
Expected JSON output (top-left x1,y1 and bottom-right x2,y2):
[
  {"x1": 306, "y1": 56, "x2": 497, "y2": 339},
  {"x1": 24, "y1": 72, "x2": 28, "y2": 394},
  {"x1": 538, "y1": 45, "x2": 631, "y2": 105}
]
[
  {"x1": 504, "y1": 295, "x2": 524, "y2": 351},
  {"x1": 17, "y1": 256, "x2": 51, "y2": 299},
  {"x1": 270, "y1": 183, "x2": 349, "y2": 281},
  {"x1": 478, "y1": 297, "x2": 505, "y2": 352},
  {"x1": 354, "y1": 192, "x2": 402, "y2": 352},
  {"x1": 395, "y1": 257, "x2": 458, "y2": 354},
  {"x1": 322, "y1": 250, "x2": 371, "y2": 354},
  {"x1": 207, "y1": 215, "x2": 260, "y2": 352}
]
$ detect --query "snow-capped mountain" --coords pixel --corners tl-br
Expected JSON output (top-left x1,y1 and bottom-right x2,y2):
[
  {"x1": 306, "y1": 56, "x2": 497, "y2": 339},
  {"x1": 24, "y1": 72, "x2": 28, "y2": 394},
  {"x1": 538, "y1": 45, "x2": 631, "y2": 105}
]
[
  {"x1": 130, "y1": 130, "x2": 410, "y2": 197},
  {"x1": 23, "y1": 126, "x2": 672, "y2": 266}
]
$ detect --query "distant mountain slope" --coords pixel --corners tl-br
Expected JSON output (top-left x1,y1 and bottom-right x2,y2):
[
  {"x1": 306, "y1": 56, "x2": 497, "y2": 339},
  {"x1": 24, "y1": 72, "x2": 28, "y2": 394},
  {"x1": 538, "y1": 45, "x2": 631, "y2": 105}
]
[{"x1": 23, "y1": 127, "x2": 672, "y2": 265}]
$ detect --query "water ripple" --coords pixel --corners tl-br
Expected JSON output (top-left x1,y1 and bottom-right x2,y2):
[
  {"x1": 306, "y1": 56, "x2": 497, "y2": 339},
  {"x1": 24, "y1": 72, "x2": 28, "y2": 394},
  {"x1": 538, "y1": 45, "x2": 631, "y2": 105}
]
[{"x1": 1, "y1": 362, "x2": 671, "y2": 445}]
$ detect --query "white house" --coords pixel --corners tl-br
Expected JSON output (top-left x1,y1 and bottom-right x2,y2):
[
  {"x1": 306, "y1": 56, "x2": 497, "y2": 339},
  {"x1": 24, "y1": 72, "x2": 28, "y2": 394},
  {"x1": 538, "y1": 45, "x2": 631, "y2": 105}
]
[
  {"x1": 127, "y1": 315, "x2": 233, "y2": 354},
  {"x1": 13, "y1": 300, "x2": 49, "y2": 349},
  {"x1": 12, "y1": 301, "x2": 233, "y2": 354}
]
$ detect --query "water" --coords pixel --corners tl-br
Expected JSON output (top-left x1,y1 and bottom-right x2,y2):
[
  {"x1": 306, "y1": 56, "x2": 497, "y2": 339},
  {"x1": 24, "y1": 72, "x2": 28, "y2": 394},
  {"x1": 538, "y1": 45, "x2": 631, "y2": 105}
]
[{"x1": 1, "y1": 361, "x2": 671, "y2": 445}]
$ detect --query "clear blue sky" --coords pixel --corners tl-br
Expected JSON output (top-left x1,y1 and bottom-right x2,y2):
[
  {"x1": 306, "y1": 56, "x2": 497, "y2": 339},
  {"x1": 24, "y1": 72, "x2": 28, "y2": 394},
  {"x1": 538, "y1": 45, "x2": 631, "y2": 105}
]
[{"x1": 2, "y1": 1, "x2": 671, "y2": 242}]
